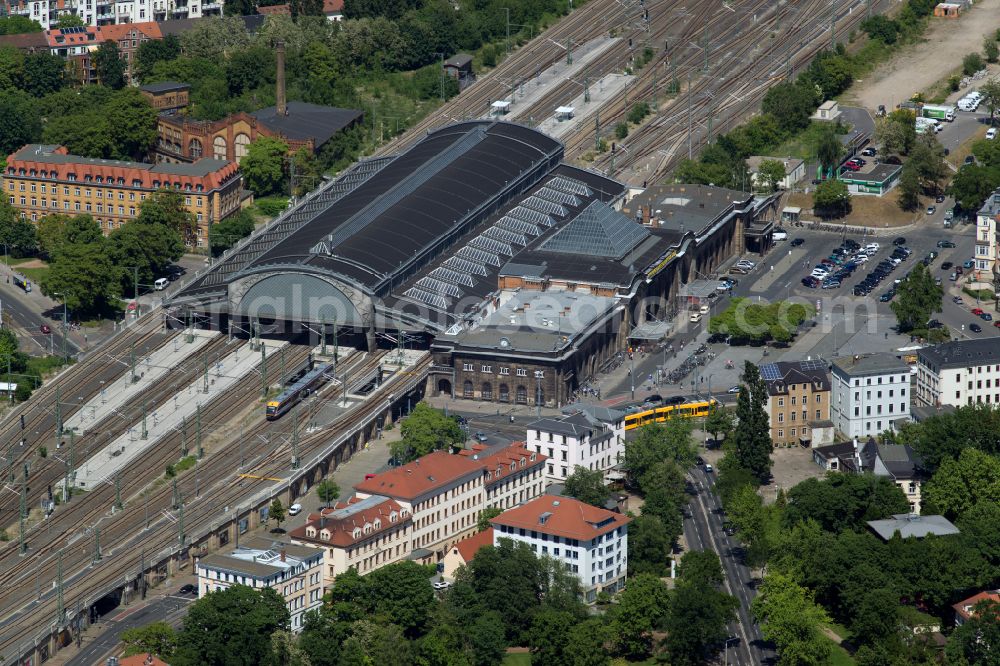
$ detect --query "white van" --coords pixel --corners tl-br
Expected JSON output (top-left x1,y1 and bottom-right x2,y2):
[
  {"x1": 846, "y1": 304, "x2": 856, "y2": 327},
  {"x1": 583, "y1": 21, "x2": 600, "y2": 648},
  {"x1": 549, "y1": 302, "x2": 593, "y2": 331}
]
[
  {"x1": 772, "y1": 230, "x2": 788, "y2": 241},
  {"x1": 154, "y1": 277, "x2": 169, "y2": 290},
  {"x1": 988, "y1": 128, "x2": 998, "y2": 140}
]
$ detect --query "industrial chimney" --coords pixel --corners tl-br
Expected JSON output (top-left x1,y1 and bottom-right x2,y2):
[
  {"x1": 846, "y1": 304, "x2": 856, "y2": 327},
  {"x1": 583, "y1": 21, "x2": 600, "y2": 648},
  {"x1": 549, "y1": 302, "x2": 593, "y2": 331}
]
[{"x1": 276, "y1": 40, "x2": 287, "y2": 117}]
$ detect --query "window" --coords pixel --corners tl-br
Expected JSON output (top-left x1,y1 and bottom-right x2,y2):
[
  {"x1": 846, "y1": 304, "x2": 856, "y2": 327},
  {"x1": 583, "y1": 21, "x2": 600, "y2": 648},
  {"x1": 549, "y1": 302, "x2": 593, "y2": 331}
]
[
  {"x1": 777, "y1": 398, "x2": 784, "y2": 407},
  {"x1": 481, "y1": 383, "x2": 492, "y2": 400},
  {"x1": 481, "y1": 365, "x2": 491, "y2": 373},
  {"x1": 516, "y1": 385, "x2": 528, "y2": 404},
  {"x1": 234, "y1": 133, "x2": 250, "y2": 161},
  {"x1": 777, "y1": 429, "x2": 783, "y2": 438},
  {"x1": 462, "y1": 381, "x2": 473, "y2": 398},
  {"x1": 517, "y1": 368, "x2": 527, "y2": 377},
  {"x1": 213, "y1": 136, "x2": 227, "y2": 160},
  {"x1": 499, "y1": 367, "x2": 509, "y2": 375},
  {"x1": 462, "y1": 363, "x2": 472, "y2": 371}
]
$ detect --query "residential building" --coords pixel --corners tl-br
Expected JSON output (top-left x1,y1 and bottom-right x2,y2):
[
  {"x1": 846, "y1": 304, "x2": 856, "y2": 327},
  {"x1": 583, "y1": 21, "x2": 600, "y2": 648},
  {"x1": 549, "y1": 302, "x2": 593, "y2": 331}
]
[
  {"x1": 40, "y1": 23, "x2": 165, "y2": 83},
  {"x1": 353, "y1": 450, "x2": 486, "y2": 562},
  {"x1": 831, "y1": 353, "x2": 912, "y2": 438},
  {"x1": 917, "y1": 338, "x2": 1000, "y2": 407},
  {"x1": 953, "y1": 590, "x2": 1000, "y2": 627},
  {"x1": 95, "y1": 21, "x2": 162, "y2": 83},
  {"x1": 287, "y1": 495, "x2": 412, "y2": 588},
  {"x1": 526, "y1": 407, "x2": 624, "y2": 483},
  {"x1": 154, "y1": 42, "x2": 363, "y2": 164},
  {"x1": 196, "y1": 537, "x2": 324, "y2": 632},
  {"x1": 974, "y1": 187, "x2": 1000, "y2": 278},
  {"x1": 746, "y1": 156, "x2": 805, "y2": 190},
  {"x1": 3, "y1": 144, "x2": 244, "y2": 246},
  {"x1": 812, "y1": 437, "x2": 925, "y2": 512},
  {"x1": 491, "y1": 495, "x2": 631, "y2": 602},
  {"x1": 760, "y1": 359, "x2": 831, "y2": 446},
  {"x1": 867, "y1": 513, "x2": 959, "y2": 541},
  {"x1": 140, "y1": 81, "x2": 191, "y2": 113},
  {"x1": 257, "y1": 0, "x2": 343, "y2": 19},
  {"x1": 442, "y1": 527, "x2": 493, "y2": 578},
  {"x1": 460, "y1": 442, "x2": 547, "y2": 511},
  {"x1": 1, "y1": 0, "x2": 222, "y2": 29}
]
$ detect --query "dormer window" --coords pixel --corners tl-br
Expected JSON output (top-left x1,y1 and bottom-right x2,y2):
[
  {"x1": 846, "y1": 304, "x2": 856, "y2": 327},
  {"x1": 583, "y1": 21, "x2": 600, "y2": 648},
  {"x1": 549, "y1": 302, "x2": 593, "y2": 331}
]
[
  {"x1": 530, "y1": 452, "x2": 537, "y2": 461},
  {"x1": 373, "y1": 519, "x2": 381, "y2": 530},
  {"x1": 352, "y1": 527, "x2": 361, "y2": 539},
  {"x1": 320, "y1": 529, "x2": 330, "y2": 540},
  {"x1": 519, "y1": 457, "x2": 526, "y2": 467},
  {"x1": 305, "y1": 526, "x2": 316, "y2": 537}
]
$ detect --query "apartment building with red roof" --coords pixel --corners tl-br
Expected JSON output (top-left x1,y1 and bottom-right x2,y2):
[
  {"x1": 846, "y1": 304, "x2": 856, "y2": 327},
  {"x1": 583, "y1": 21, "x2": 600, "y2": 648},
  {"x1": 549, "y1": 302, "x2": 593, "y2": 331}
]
[
  {"x1": 491, "y1": 495, "x2": 630, "y2": 602},
  {"x1": 287, "y1": 495, "x2": 412, "y2": 588},
  {"x1": 460, "y1": 441, "x2": 546, "y2": 511},
  {"x1": 442, "y1": 527, "x2": 493, "y2": 578},
  {"x1": 953, "y1": 590, "x2": 1000, "y2": 626}
]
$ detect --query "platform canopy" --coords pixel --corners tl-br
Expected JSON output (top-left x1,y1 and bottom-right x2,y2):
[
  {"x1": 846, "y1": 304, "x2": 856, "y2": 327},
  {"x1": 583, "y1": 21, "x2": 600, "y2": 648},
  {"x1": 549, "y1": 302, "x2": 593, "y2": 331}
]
[{"x1": 555, "y1": 106, "x2": 575, "y2": 118}]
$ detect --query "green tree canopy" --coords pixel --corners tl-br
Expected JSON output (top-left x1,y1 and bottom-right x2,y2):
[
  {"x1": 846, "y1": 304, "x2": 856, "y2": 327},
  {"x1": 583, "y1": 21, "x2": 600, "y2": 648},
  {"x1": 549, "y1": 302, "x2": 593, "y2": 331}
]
[
  {"x1": 665, "y1": 551, "x2": 738, "y2": 666},
  {"x1": 209, "y1": 209, "x2": 256, "y2": 257},
  {"x1": 314, "y1": 478, "x2": 340, "y2": 507},
  {"x1": 755, "y1": 158, "x2": 787, "y2": 193},
  {"x1": 172, "y1": 585, "x2": 290, "y2": 666},
  {"x1": 563, "y1": 466, "x2": 610, "y2": 507},
  {"x1": 94, "y1": 40, "x2": 127, "y2": 89},
  {"x1": 136, "y1": 34, "x2": 181, "y2": 82},
  {"x1": 608, "y1": 573, "x2": 670, "y2": 659},
  {"x1": 945, "y1": 598, "x2": 1000, "y2": 665},
  {"x1": 752, "y1": 572, "x2": 831, "y2": 665},
  {"x1": 816, "y1": 125, "x2": 844, "y2": 175},
  {"x1": 923, "y1": 447, "x2": 1000, "y2": 520},
  {"x1": 0, "y1": 16, "x2": 43, "y2": 35},
  {"x1": 121, "y1": 621, "x2": 177, "y2": 658},
  {"x1": 40, "y1": 232, "x2": 120, "y2": 316},
  {"x1": 392, "y1": 402, "x2": 464, "y2": 463},
  {"x1": 812, "y1": 178, "x2": 851, "y2": 219},
  {"x1": 0, "y1": 90, "x2": 41, "y2": 154},
  {"x1": 705, "y1": 403, "x2": 736, "y2": 443},
  {"x1": 627, "y1": 513, "x2": 673, "y2": 576},
  {"x1": 782, "y1": 473, "x2": 910, "y2": 533},
  {"x1": 890, "y1": 261, "x2": 942, "y2": 333},
  {"x1": 0, "y1": 200, "x2": 38, "y2": 257},
  {"x1": 243, "y1": 136, "x2": 290, "y2": 197},
  {"x1": 622, "y1": 419, "x2": 697, "y2": 489},
  {"x1": 731, "y1": 361, "x2": 773, "y2": 483}
]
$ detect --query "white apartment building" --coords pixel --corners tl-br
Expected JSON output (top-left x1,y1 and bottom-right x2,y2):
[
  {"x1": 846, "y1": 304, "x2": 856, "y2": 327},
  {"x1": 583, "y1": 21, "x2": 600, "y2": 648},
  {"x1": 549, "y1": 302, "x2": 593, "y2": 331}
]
[
  {"x1": 491, "y1": 495, "x2": 630, "y2": 603},
  {"x1": 831, "y1": 353, "x2": 912, "y2": 438},
  {"x1": 917, "y1": 338, "x2": 1000, "y2": 407},
  {"x1": 5, "y1": 0, "x2": 220, "y2": 29},
  {"x1": 288, "y1": 495, "x2": 412, "y2": 589},
  {"x1": 353, "y1": 450, "x2": 486, "y2": 562},
  {"x1": 196, "y1": 537, "x2": 324, "y2": 632},
  {"x1": 527, "y1": 406, "x2": 625, "y2": 484},
  {"x1": 975, "y1": 188, "x2": 1000, "y2": 278}
]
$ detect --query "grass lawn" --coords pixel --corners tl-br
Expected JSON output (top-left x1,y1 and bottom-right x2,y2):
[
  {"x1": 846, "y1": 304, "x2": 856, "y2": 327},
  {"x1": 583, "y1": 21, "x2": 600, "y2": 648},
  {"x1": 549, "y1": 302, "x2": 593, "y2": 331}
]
[
  {"x1": 824, "y1": 621, "x2": 851, "y2": 641},
  {"x1": 826, "y1": 639, "x2": 856, "y2": 666},
  {"x1": 18, "y1": 266, "x2": 49, "y2": 284},
  {"x1": 767, "y1": 122, "x2": 834, "y2": 162},
  {"x1": 501, "y1": 654, "x2": 531, "y2": 666}
]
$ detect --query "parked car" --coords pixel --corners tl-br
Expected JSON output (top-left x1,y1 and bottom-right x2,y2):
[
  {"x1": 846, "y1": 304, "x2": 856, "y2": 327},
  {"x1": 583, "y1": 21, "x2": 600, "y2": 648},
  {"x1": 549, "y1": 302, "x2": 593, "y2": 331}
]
[
  {"x1": 727, "y1": 386, "x2": 741, "y2": 394},
  {"x1": 288, "y1": 503, "x2": 302, "y2": 516},
  {"x1": 964, "y1": 260, "x2": 976, "y2": 269},
  {"x1": 941, "y1": 261, "x2": 953, "y2": 270},
  {"x1": 879, "y1": 291, "x2": 894, "y2": 302},
  {"x1": 954, "y1": 296, "x2": 964, "y2": 304},
  {"x1": 40, "y1": 324, "x2": 51, "y2": 335},
  {"x1": 179, "y1": 584, "x2": 197, "y2": 595},
  {"x1": 926, "y1": 206, "x2": 937, "y2": 215},
  {"x1": 982, "y1": 312, "x2": 993, "y2": 321},
  {"x1": 893, "y1": 237, "x2": 906, "y2": 246},
  {"x1": 861, "y1": 147, "x2": 877, "y2": 156},
  {"x1": 973, "y1": 308, "x2": 985, "y2": 316},
  {"x1": 937, "y1": 240, "x2": 956, "y2": 248},
  {"x1": 965, "y1": 155, "x2": 976, "y2": 165},
  {"x1": 988, "y1": 128, "x2": 998, "y2": 140}
]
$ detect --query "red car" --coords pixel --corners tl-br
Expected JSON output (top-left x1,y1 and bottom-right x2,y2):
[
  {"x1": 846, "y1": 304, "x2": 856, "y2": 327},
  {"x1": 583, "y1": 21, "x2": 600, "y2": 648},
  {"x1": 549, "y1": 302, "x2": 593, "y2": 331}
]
[
  {"x1": 994, "y1": 321, "x2": 1000, "y2": 329},
  {"x1": 973, "y1": 308, "x2": 985, "y2": 316}
]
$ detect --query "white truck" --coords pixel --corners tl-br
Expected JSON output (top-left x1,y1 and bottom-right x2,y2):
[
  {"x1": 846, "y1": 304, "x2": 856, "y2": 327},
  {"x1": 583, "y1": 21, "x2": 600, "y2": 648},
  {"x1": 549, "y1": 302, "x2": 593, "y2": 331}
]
[{"x1": 922, "y1": 104, "x2": 956, "y2": 122}]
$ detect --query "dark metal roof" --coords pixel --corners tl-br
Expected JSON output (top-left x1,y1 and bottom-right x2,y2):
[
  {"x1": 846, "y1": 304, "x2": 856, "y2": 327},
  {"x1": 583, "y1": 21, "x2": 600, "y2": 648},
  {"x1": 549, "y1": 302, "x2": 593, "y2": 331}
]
[
  {"x1": 918, "y1": 338, "x2": 1000, "y2": 370},
  {"x1": 140, "y1": 81, "x2": 190, "y2": 94},
  {"x1": 250, "y1": 101, "x2": 363, "y2": 147},
  {"x1": 250, "y1": 121, "x2": 562, "y2": 294}
]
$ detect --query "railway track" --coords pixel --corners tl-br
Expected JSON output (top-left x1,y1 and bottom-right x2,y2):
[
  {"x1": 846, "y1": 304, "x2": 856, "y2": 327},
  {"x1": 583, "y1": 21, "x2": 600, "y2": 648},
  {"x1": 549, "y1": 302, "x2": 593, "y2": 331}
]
[{"x1": 0, "y1": 348, "x2": 405, "y2": 660}]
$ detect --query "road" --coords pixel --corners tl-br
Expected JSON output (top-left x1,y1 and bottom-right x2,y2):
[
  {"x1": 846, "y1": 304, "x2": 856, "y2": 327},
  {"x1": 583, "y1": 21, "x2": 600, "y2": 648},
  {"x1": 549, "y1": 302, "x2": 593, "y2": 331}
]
[
  {"x1": 0, "y1": 280, "x2": 78, "y2": 357},
  {"x1": 684, "y1": 464, "x2": 774, "y2": 666},
  {"x1": 65, "y1": 593, "x2": 194, "y2": 666}
]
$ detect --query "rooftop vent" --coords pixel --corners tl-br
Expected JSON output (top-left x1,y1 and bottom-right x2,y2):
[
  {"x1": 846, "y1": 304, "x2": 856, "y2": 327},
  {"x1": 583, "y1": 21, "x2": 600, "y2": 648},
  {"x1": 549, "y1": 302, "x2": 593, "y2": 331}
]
[{"x1": 539, "y1": 511, "x2": 552, "y2": 525}]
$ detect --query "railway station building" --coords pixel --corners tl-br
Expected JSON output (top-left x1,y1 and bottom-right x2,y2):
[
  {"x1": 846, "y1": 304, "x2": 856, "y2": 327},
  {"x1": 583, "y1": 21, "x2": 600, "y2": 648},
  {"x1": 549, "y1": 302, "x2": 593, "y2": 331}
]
[{"x1": 169, "y1": 121, "x2": 769, "y2": 404}]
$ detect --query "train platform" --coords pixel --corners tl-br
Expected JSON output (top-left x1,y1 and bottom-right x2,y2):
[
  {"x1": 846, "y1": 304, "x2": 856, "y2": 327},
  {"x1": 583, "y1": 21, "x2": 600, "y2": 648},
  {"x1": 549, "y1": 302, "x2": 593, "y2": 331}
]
[
  {"x1": 74, "y1": 339, "x2": 289, "y2": 489},
  {"x1": 62, "y1": 330, "x2": 220, "y2": 435},
  {"x1": 536, "y1": 72, "x2": 635, "y2": 140},
  {"x1": 498, "y1": 36, "x2": 620, "y2": 120}
]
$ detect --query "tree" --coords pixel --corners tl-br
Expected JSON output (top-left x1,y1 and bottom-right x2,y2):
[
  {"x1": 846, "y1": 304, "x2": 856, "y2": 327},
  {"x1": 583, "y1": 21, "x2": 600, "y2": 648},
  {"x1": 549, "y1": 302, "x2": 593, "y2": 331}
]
[
  {"x1": 731, "y1": 361, "x2": 772, "y2": 484},
  {"x1": 392, "y1": 402, "x2": 464, "y2": 463},
  {"x1": 756, "y1": 158, "x2": 787, "y2": 193},
  {"x1": 224, "y1": 0, "x2": 258, "y2": 15},
  {"x1": 138, "y1": 189, "x2": 196, "y2": 238},
  {"x1": 964, "y1": 52, "x2": 985, "y2": 76},
  {"x1": 290, "y1": 0, "x2": 324, "y2": 18},
  {"x1": 108, "y1": 219, "x2": 184, "y2": 296},
  {"x1": 981, "y1": 78, "x2": 1000, "y2": 126},
  {"x1": 41, "y1": 236, "x2": 120, "y2": 316},
  {"x1": 782, "y1": 473, "x2": 909, "y2": 533},
  {"x1": 172, "y1": 585, "x2": 290, "y2": 666},
  {"x1": 242, "y1": 136, "x2": 290, "y2": 197},
  {"x1": 0, "y1": 90, "x2": 41, "y2": 154},
  {"x1": 315, "y1": 479, "x2": 339, "y2": 507},
  {"x1": 225, "y1": 45, "x2": 274, "y2": 95},
  {"x1": 21, "y1": 53, "x2": 65, "y2": 97},
  {"x1": 704, "y1": 403, "x2": 735, "y2": 443},
  {"x1": 291, "y1": 148, "x2": 323, "y2": 196},
  {"x1": 209, "y1": 209, "x2": 256, "y2": 257},
  {"x1": 861, "y1": 15, "x2": 899, "y2": 44},
  {"x1": 949, "y1": 163, "x2": 1000, "y2": 211},
  {"x1": 564, "y1": 619, "x2": 610, "y2": 666},
  {"x1": 614, "y1": 122, "x2": 628, "y2": 140},
  {"x1": 923, "y1": 447, "x2": 1000, "y2": 520},
  {"x1": 816, "y1": 126, "x2": 843, "y2": 176},
  {"x1": 121, "y1": 621, "x2": 177, "y2": 658},
  {"x1": 53, "y1": 13, "x2": 85, "y2": 28},
  {"x1": 946, "y1": 599, "x2": 1000, "y2": 665},
  {"x1": 265, "y1": 630, "x2": 312, "y2": 666},
  {"x1": 563, "y1": 466, "x2": 610, "y2": 507},
  {"x1": 0, "y1": 200, "x2": 38, "y2": 257},
  {"x1": 0, "y1": 16, "x2": 43, "y2": 35},
  {"x1": 627, "y1": 513, "x2": 673, "y2": 575},
  {"x1": 898, "y1": 163, "x2": 921, "y2": 211},
  {"x1": 637, "y1": 460, "x2": 686, "y2": 545},
  {"x1": 907, "y1": 134, "x2": 948, "y2": 194},
  {"x1": 94, "y1": 40, "x2": 127, "y2": 88},
  {"x1": 609, "y1": 573, "x2": 671, "y2": 659},
  {"x1": 476, "y1": 506, "x2": 502, "y2": 532},
  {"x1": 528, "y1": 609, "x2": 578, "y2": 666},
  {"x1": 665, "y1": 552, "x2": 738, "y2": 666},
  {"x1": 876, "y1": 110, "x2": 917, "y2": 156},
  {"x1": 761, "y1": 81, "x2": 816, "y2": 133},
  {"x1": 622, "y1": 419, "x2": 697, "y2": 488},
  {"x1": 467, "y1": 610, "x2": 506, "y2": 666},
  {"x1": 268, "y1": 498, "x2": 286, "y2": 530},
  {"x1": 726, "y1": 483, "x2": 768, "y2": 563},
  {"x1": 365, "y1": 561, "x2": 436, "y2": 637},
  {"x1": 752, "y1": 572, "x2": 831, "y2": 666},
  {"x1": 105, "y1": 88, "x2": 158, "y2": 161},
  {"x1": 890, "y1": 261, "x2": 941, "y2": 332},
  {"x1": 985, "y1": 36, "x2": 1000, "y2": 64},
  {"x1": 136, "y1": 34, "x2": 181, "y2": 82},
  {"x1": 812, "y1": 178, "x2": 851, "y2": 219}
]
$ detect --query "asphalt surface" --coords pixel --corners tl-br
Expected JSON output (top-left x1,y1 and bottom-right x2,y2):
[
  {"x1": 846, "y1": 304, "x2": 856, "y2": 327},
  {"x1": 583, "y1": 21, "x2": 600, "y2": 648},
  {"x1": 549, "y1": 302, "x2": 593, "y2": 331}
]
[
  {"x1": 0, "y1": 279, "x2": 79, "y2": 357},
  {"x1": 685, "y1": 464, "x2": 774, "y2": 666},
  {"x1": 66, "y1": 593, "x2": 194, "y2": 666}
]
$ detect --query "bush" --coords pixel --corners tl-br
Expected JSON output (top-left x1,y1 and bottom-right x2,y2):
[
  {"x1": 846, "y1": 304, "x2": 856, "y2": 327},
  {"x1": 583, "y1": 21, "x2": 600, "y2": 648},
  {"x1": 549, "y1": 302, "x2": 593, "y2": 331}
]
[
  {"x1": 949, "y1": 75, "x2": 961, "y2": 92},
  {"x1": 963, "y1": 52, "x2": 984, "y2": 76},
  {"x1": 627, "y1": 102, "x2": 651, "y2": 124},
  {"x1": 165, "y1": 464, "x2": 176, "y2": 479},
  {"x1": 480, "y1": 43, "x2": 497, "y2": 68},
  {"x1": 254, "y1": 196, "x2": 289, "y2": 217},
  {"x1": 175, "y1": 455, "x2": 197, "y2": 473},
  {"x1": 615, "y1": 122, "x2": 628, "y2": 140},
  {"x1": 985, "y1": 37, "x2": 999, "y2": 64},
  {"x1": 964, "y1": 287, "x2": 996, "y2": 301}
]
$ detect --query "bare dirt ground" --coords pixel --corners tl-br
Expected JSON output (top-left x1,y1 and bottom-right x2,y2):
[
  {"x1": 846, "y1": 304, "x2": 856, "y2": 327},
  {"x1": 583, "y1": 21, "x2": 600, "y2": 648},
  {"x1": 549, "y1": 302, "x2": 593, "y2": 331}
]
[
  {"x1": 759, "y1": 447, "x2": 824, "y2": 505},
  {"x1": 847, "y1": 0, "x2": 1000, "y2": 111},
  {"x1": 786, "y1": 189, "x2": 920, "y2": 227}
]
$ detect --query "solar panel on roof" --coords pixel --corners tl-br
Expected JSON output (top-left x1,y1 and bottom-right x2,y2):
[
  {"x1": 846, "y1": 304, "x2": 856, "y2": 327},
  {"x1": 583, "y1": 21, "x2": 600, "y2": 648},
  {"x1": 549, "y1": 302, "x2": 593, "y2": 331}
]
[
  {"x1": 444, "y1": 257, "x2": 488, "y2": 276},
  {"x1": 799, "y1": 358, "x2": 827, "y2": 372},
  {"x1": 759, "y1": 363, "x2": 780, "y2": 381},
  {"x1": 548, "y1": 176, "x2": 593, "y2": 197}
]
